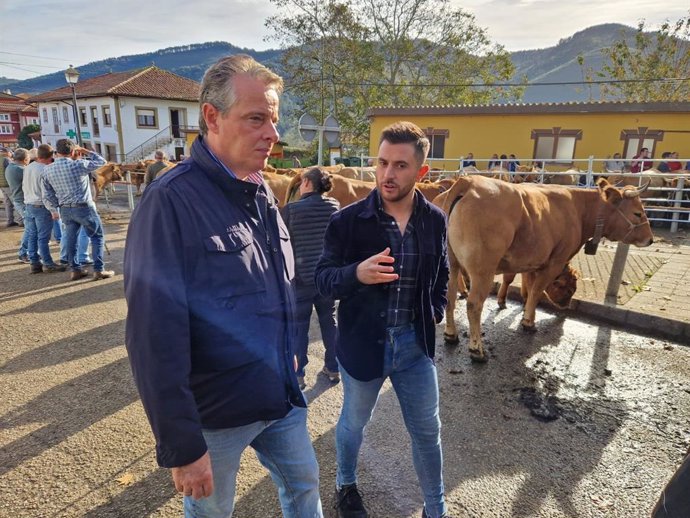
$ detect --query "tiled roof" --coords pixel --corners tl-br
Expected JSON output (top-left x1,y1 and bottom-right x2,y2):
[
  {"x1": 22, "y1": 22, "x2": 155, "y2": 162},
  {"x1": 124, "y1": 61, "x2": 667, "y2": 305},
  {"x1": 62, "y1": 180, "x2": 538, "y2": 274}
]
[
  {"x1": 27, "y1": 66, "x2": 200, "y2": 103},
  {"x1": 0, "y1": 94, "x2": 37, "y2": 113},
  {"x1": 368, "y1": 100, "x2": 690, "y2": 117}
]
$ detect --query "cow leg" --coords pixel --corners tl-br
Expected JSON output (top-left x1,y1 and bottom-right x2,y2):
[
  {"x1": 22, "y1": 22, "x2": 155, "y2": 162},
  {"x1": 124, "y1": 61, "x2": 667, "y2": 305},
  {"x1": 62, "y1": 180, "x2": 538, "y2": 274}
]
[
  {"x1": 521, "y1": 267, "x2": 562, "y2": 331},
  {"x1": 497, "y1": 273, "x2": 516, "y2": 309},
  {"x1": 520, "y1": 272, "x2": 535, "y2": 305},
  {"x1": 465, "y1": 273, "x2": 494, "y2": 363},
  {"x1": 443, "y1": 254, "x2": 461, "y2": 345}
]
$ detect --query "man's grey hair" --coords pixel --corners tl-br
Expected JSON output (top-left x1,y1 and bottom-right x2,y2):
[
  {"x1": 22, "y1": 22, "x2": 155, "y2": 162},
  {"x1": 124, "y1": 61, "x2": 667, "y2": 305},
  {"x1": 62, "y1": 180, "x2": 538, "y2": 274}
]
[
  {"x1": 13, "y1": 148, "x2": 28, "y2": 162},
  {"x1": 154, "y1": 150, "x2": 165, "y2": 160},
  {"x1": 198, "y1": 54, "x2": 283, "y2": 136}
]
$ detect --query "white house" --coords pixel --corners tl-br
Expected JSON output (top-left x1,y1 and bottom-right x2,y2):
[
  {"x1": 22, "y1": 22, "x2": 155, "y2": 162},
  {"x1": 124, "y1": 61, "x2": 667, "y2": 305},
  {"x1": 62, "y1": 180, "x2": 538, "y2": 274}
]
[{"x1": 28, "y1": 66, "x2": 200, "y2": 162}]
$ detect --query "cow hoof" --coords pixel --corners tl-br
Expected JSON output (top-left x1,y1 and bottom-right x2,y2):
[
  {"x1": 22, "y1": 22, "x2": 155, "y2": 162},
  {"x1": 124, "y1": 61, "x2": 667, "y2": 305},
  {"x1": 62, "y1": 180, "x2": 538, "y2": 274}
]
[
  {"x1": 497, "y1": 300, "x2": 507, "y2": 310},
  {"x1": 444, "y1": 333, "x2": 460, "y2": 346},
  {"x1": 458, "y1": 292, "x2": 468, "y2": 300},
  {"x1": 469, "y1": 350, "x2": 488, "y2": 363},
  {"x1": 521, "y1": 320, "x2": 537, "y2": 333}
]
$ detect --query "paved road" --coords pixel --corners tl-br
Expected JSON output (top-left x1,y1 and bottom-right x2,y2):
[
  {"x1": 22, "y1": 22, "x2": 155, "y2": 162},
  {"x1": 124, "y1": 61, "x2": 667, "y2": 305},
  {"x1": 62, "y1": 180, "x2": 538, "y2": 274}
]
[{"x1": 1, "y1": 214, "x2": 689, "y2": 517}]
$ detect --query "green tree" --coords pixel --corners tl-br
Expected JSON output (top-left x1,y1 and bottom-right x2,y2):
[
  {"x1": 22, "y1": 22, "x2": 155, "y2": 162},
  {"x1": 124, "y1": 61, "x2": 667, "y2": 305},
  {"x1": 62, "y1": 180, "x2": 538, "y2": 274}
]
[
  {"x1": 266, "y1": 0, "x2": 518, "y2": 149},
  {"x1": 598, "y1": 12, "x2": 690, "y2": 102},
  {"x1": 17, "y1": 124, "x2": 40, "y2": 149}
]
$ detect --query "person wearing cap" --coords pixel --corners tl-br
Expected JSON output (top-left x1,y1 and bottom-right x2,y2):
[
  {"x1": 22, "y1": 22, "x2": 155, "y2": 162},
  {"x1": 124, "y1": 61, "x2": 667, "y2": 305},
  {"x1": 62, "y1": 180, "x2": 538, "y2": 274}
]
[{"x1": 41, "y1": 139, "x2": 114, "y2": 281}]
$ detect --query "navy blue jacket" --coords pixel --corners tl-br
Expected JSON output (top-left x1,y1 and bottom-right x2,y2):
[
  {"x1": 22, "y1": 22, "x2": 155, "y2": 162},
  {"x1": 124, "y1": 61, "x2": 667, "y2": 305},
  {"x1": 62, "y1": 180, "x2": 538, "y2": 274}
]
[
  {"x1": 315, "y1": 189, "x2": 449, "y2": 381},
  {"x1": 124, "y1": 137, "x2": 305, "y2": 468}
]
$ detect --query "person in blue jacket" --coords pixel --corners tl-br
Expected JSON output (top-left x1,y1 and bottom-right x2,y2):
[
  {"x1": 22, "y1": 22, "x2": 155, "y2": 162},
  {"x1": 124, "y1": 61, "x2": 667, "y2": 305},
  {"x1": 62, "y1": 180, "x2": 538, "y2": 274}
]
[
  {"x1": 123, "y1": 54, "x2": 322, "y2": 518},
  {"x1": 315, "y1": 121, "x2": 451, "y2": 518}
]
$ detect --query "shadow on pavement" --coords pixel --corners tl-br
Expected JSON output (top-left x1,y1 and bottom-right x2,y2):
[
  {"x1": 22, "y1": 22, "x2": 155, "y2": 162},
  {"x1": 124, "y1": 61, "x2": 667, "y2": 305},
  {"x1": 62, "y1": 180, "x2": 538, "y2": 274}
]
[
  {"x1": 0, "y1": 357, "x2": 138, "y2": 476},
  {"x1": 0, "y1": 319, "x2": 125, "y2": 374}
]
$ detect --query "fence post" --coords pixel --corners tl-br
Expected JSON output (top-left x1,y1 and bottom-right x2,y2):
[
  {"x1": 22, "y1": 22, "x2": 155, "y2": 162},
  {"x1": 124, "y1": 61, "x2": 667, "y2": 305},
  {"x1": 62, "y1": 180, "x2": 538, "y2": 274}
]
[
  {"x1": 586, "y1": 155, "x2": 594, "y2": 187},
  {"x1": 670, "y1": 176, "x2": 685, "y2": 233},
  {"x1": 605, "y1": 242, "x2": 630, "y2": 303},
  {"x1": 126, "y1": 171, "x2": 135, "y2": 211}
]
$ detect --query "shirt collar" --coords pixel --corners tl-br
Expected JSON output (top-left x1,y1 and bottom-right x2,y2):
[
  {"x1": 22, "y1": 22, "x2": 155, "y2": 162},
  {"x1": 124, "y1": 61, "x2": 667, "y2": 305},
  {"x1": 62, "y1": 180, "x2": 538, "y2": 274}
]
[{"x1": 200, "y1": 137, "x2": 264, "y2": 185}]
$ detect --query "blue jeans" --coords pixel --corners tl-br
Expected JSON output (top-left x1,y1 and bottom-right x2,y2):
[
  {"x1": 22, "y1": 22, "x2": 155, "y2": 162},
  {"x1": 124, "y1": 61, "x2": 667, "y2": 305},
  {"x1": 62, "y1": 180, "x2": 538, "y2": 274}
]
[
  {"x1": 336, "y1": 324, "x2": 446, "y2": 518},
  {"x1": 24, "y1": 205, "x2": 57, "y2": 266},
  {"x1": 60, "y1": 226, "x2": 90, "y2": 263},
  {"x1": 15, "y1": 201, "x2": 28, "y2": 257},
  {"x1": 294, "y1": 284, "x2": 338, "y2": 376},
  {"x1": 52, "y1": 219, "x2": 62, "y2": 242},
  {"x1": 60, "y1": 206, "x2": 105, "y2": 272},
  {"x1": 184, "y1": 407, "x2": 322, "y2": 518}
]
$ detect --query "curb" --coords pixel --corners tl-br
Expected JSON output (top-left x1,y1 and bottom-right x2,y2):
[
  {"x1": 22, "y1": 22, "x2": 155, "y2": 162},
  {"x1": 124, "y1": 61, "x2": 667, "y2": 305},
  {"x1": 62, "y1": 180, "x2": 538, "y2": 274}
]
[{"x1": 498, "y1": 283, "x2": 690, "y2": 343}]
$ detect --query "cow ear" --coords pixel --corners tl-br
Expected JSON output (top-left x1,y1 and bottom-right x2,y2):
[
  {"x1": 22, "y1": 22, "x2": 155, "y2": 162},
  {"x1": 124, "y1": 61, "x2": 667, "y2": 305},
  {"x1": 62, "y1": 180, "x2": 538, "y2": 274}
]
[{"x1": 601, "y1": 184, "x2": 622, "y2": 204}]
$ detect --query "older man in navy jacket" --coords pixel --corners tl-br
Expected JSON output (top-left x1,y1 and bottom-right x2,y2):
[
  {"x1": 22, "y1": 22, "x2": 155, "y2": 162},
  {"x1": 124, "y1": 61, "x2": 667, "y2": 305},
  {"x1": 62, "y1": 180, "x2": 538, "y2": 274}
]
[
  {"x1": 124, "y1": 55, "x2": 322, "y2": 518},
  {"x1": 316, "y1": 121, "x2": 451, "y2": 518}
]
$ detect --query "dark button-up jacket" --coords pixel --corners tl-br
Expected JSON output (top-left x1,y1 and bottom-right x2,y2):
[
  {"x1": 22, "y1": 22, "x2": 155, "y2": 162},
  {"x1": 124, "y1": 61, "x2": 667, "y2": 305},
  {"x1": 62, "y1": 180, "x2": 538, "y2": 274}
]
[
  {"x1": 315, "y1": 189, "x2": 449, "y2": 381},
  {"x1": 124, "y1": 137, "x2": 305, "y2": 468}
]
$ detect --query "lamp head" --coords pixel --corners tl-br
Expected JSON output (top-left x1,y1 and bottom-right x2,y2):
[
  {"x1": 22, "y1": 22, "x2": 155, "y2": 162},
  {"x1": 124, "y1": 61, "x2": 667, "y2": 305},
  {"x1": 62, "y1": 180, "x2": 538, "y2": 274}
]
[{"x1": 65, "y1": 65, "x2": 80, "y2": 85}]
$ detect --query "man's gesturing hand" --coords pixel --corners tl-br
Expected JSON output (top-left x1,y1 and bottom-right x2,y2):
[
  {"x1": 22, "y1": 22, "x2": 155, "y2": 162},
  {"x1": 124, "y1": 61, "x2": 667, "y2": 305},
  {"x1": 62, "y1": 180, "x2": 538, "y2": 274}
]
[
  {"x1": 356, "y1": 247, "x2": 398, "y2": 285},
  {"x1": 172, "y1": 451, "x2": 214, "y2": 500}
]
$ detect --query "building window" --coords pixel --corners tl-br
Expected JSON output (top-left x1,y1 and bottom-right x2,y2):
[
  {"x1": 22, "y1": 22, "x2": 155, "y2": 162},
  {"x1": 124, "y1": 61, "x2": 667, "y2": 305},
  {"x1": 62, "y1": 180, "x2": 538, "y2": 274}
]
[
  {"x1": 42, "y1": 108, "x2": 48, "y2": 123},
  {"x1": 423, "y1": 128, "x2": 449, "y2": 159},
  {"x1": 620, "y1": 127, "x2": 664, "y2": 159},
  {"x1": 105, "y1": 144, "x2": 117, "y2": 162},
  {"x1": 90, "y1": 106, "x2": 100, "y2": 137},
  {"x1": 51, "y1": 107, "x2": 60, "y2": 134},
  {"x1": 136, "y1": 107, "x2": 158, "y2": 129},
  {"x1": 0, "y1": 113, "x2": 10, "y2": 122},
  {"x1": 95, "y1": 142, "x2": 102, "y2": 155},
  {"x1": 79, "y1": 107, "x2": 88, "y2": 126},
  {"x1": 102, "y1": 106, "x2": 112, "y2": 126},
  {"x1": 0, "y1": 125, "x2": 12, "y2": 134},
  {"x1": 531, "y1": 127, "x2": 582, "y2": 163},
  {"x1": 62, "y1": 106, "x2": 69, "y2": 123}
]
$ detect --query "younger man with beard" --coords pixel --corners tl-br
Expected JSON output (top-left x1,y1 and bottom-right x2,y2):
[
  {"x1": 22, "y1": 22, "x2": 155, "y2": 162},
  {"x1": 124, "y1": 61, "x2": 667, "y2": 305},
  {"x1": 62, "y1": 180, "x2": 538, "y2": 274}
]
[{"x1": 315, "y1": 121, "x2": 451, "y2": 518}]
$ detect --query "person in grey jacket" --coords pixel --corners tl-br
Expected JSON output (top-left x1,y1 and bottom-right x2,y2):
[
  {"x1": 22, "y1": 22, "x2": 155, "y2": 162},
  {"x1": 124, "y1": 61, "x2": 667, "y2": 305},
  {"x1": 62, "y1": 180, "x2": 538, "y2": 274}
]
[{"x1": 282, "y1": 167, "x2": 341, "y2": 389}]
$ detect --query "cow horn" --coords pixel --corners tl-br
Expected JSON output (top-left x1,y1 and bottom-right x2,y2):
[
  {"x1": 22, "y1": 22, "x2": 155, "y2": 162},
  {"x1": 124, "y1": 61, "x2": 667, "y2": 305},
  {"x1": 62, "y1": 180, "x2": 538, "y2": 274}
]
[{"x1": 624, "y1": 180, "x2": 651, "y2": 198}]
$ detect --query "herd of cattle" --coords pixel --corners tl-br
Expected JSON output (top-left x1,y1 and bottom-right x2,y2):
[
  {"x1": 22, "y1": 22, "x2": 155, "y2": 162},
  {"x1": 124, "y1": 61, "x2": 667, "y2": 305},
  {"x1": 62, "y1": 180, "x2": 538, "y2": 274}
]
[{"x1": 95, "y1": 161, "x2": 670, "y2": 361}]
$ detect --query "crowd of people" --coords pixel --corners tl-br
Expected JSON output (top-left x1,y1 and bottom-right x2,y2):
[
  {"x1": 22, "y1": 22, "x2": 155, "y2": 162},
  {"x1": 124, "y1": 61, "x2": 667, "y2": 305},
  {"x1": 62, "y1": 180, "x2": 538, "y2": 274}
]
[
  {"x1": 604, "y1": 148, "x2": 688, "y2": 173},
  {"x1": 1, "y1": 140, "x2": 114, "y2": 280}
]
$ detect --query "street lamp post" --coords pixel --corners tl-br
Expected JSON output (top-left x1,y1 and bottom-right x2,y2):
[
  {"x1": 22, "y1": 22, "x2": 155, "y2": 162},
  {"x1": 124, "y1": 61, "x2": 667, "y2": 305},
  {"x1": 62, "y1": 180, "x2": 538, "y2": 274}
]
[{"x1": 64, "y1": 65, "x2": 82, "y2": 145}]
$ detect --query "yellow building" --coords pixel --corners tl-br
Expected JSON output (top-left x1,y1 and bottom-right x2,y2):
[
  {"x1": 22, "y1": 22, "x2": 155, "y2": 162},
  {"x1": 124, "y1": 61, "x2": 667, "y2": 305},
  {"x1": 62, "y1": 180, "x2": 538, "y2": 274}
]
[{"x1": 368, "y1": 101, "x2": 690, "y2": 171}]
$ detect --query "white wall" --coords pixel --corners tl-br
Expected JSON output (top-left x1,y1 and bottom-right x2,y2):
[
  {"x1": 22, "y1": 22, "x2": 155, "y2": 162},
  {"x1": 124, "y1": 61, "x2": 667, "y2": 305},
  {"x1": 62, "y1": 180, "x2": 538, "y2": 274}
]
[
  {"x1": 118, "y1": 97, "x2": 199, "y2": 160},
  {"x1": 39, "y1": 95, "x2": 199, "y2": 161}
]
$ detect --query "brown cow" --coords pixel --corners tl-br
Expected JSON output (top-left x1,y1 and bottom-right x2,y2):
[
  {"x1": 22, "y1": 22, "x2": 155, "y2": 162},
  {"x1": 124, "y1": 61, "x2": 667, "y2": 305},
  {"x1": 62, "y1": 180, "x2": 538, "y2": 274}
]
[
  {"x1": 433, "y1": 190, "x2": 579, "y2": 309},
  {"x1": 285, "y1": 172, "x2": 453, "y2": 208},
  {"x1": 441, "y1": 176, "x2": 654, "y2": 362},
  {"x1": 94, "y1": 163, "x2": 123, "y2": 197}
]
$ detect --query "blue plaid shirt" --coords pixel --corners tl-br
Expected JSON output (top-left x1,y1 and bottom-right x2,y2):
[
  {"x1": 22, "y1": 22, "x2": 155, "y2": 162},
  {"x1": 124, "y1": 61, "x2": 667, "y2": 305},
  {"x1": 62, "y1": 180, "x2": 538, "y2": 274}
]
[
  {"x1": 41, "y1": 152, "x2": 106, "y2": 212},
  {"x1": 378, "y1": 195, "x2": 419, "y2": 327}
]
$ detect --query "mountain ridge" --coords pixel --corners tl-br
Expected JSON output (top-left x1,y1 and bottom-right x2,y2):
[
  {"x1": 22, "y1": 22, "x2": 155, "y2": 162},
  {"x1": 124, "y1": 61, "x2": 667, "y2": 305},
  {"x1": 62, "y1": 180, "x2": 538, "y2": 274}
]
[{"x1": 0, "y1": 23, "x2": 639, "y2": 103}]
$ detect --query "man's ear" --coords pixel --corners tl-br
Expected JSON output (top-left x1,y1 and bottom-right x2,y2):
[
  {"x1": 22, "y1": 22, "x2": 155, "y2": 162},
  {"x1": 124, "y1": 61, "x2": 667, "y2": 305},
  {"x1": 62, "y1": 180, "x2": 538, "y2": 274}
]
[
  {"x1": 202, "y1": 103, "x2": 220, "y2": 134},
  {"x1": 416, "y1": 164, "x2": 430, "y2": 181}
]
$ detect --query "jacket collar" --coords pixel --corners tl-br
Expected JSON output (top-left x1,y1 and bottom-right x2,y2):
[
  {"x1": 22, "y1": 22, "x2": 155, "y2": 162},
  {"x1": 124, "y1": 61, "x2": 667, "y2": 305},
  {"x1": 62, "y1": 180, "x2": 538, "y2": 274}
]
[{"x1": 190, "y1": 135, "x2": 260, "y2": 198}]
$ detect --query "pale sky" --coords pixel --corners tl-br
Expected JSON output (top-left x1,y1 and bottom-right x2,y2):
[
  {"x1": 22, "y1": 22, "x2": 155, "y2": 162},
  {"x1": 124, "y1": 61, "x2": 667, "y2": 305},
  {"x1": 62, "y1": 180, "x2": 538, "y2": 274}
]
[{"x1": 1, "y1": 0, "x2": 688, "y2": 80}]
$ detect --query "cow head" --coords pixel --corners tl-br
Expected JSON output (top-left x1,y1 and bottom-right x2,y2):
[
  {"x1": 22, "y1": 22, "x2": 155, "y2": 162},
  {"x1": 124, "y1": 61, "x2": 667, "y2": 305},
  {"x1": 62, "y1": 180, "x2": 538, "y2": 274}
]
[
  {"x1": 597, "y1": 178, "x2": 654, "y2": 247},
  {"x1": 545, "y1": 264, "x2": 579, "y2": 309}
]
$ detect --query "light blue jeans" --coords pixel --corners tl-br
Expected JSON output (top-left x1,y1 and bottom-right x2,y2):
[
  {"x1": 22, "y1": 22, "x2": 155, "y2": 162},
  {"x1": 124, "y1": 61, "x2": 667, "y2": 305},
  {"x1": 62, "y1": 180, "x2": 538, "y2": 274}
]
[
  {"x1": 25, "y1": 205, "x2": 57, "y2": 266},
  {"x1": 184, "y1": 406, "x2": 323, "y2": 518},
  {"x1": 60, "y1": 206, "x2": 104, "y2": 272},
  {"x1": 336, "y1": 323, "x2": 446, "y2": 518}
]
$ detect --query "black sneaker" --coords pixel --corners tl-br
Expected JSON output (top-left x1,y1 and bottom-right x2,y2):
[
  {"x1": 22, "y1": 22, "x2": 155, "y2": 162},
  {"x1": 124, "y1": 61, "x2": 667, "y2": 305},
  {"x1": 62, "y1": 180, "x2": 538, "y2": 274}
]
[
  {"x1": 335, "y1": 484, "x2": 368, "y2": 518},
  {"x1": 18, "y1": 255, "x2": 30, "y2": 264}
]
